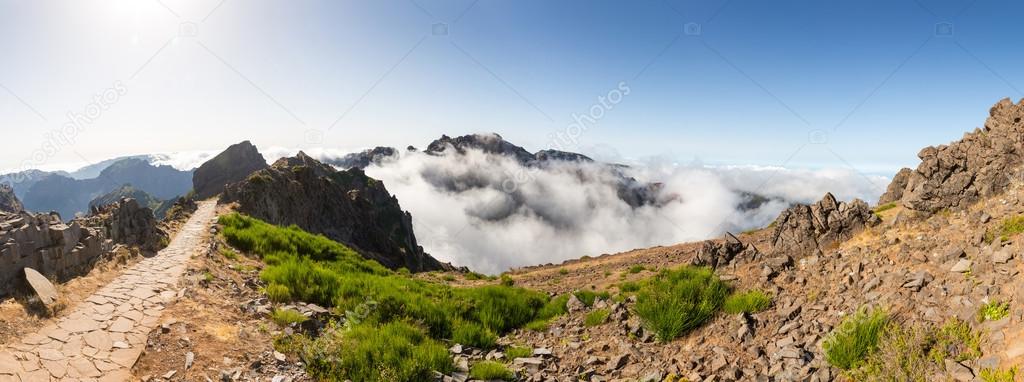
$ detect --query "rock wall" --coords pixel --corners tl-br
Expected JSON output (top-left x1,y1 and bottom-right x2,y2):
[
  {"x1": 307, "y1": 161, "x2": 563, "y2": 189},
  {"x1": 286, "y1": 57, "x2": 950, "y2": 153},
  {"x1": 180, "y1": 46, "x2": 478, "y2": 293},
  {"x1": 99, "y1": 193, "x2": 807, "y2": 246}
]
[{"x1": 0, "y1": 211, "x2": 110, "y2": 295}]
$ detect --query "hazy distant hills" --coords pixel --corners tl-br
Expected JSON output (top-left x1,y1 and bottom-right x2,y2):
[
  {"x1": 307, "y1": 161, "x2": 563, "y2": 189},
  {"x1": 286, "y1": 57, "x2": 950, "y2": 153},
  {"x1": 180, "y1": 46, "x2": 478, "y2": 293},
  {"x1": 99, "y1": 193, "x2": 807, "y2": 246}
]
[{"x1": 4, "y1": 158, "x2": 193, "y2": 219}]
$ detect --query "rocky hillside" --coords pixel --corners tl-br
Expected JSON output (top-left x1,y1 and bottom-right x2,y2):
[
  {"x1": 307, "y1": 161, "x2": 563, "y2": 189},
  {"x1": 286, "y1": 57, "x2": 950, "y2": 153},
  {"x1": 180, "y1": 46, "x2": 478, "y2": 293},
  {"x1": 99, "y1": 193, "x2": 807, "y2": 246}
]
[
  {"x1": 222, "y1": 152, "x2": 448, "y2": 272},
  {"x1": 0, "y1": 185, "x2": 23, "y2": 213},
  {"x1": 192, "y1": 141, "x2": 268, "y2": 199},
  {"x1": 21, "y1": 158, "x2": 192, "y2": 219}
]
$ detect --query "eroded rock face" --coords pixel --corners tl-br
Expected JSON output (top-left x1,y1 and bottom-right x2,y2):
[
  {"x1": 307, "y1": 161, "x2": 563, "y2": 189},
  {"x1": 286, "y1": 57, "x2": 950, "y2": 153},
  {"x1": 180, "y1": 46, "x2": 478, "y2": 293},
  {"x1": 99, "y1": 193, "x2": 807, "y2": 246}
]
[
  {"x1": 223, "y1": 152, "x2": 447, "y2": 272},
  {"x1": 770, "y1": 193, "x2": 879, "y2": 256},
  {"x1": 887, "y1": 98, "x2": 1024, "y2": 213},
  {"x1": 327, "y1": 147, "x2": 397, "y2": 170},
  {"x1": 0, "y1": 184, "x2": 23, "y2": 213},
  {"x1": 192, "y1": 141, "x2": 268, "y2": 199},
  {"x1": 81, "y1": 198, "x2": 168, "y2": 252}
]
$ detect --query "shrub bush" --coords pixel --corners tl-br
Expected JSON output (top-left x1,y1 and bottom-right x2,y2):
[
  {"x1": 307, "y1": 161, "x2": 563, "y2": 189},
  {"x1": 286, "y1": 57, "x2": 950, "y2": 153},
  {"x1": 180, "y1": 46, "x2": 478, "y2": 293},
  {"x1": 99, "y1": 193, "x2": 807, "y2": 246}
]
[
  {"x1": 723, "y1": 290, "x2": 772, "y2": 314},
  {"x1": 822, "y1": 307, "x2": 889, "y2": 370},
  {"x1": 634, "y1": 266, "x2": 729, "y2": 342},
  {"x1": 265, "y1": 283, "x2": 291, "y2": 302},
  {"x1": 846, "y1": 322, "x2": 934, "y2": 381},
  {"x1": 628, "y1": 265, "x2": 646, "y2": 274},
  {"x1": 980, "y1": 367, "x2": 1018, "y2": 382},
  {"x1": 469, "y1": 361, "x2": 513, "y2": 381},
  {"x1": 932, "y1": 318, "x2": 982, "y2": 362}
]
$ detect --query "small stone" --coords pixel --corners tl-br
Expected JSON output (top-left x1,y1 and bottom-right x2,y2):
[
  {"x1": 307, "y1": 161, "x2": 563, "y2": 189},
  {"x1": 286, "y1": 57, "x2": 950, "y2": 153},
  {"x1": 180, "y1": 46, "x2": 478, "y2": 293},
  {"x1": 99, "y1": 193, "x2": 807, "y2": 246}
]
[
  {"x1": 163, "y1": 370, "x2": 177, "y2": 379},
  {"x1": 185, "y1": 352, "x2": 195, "y2": 369},
  {"x1": 950, "y1": 259, "x2": 973, "y2": 273},
  {"x1": 273, "y1": 351, "x2": 286, "y2": 363}
]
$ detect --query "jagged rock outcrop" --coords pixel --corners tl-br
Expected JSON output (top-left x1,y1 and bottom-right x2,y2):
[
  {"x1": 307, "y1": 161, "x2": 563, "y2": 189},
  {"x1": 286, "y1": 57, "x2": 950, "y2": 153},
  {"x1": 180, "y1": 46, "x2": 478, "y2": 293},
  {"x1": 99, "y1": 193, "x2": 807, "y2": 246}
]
[
  {"x1": 770, "y1": 193, "x2": 879, "y2": 256},
  {"x1": 222, "y1": 152, "x2": 447, "y2": 272},
  {"x1": 0, "y1": 184, "x2": 23, "y2": 213},
  {"x1": 327, "y1": 146, "x2": 397, "y2": 169},
  {"x1": 193, "y1": 141, "x2": 268, "y2": 199},
  {"x1": 81, "y1": 198, "x2": 168, "y2": 252},
  {"x1": 692, "y1": 232, "x2": 759, "y2": 268},
  {"x1": 534, "y1": 150, "x2": 593, "y2": 163},
  {"x1": 878, "y1": 167, "x2": 912, "y2": 205},
  {"x1": 0, "y1": 211, "x2": 109, "y2": 295},
  {"x1": 886, "y1": 98, "x2": 1024, "y2": 213}
]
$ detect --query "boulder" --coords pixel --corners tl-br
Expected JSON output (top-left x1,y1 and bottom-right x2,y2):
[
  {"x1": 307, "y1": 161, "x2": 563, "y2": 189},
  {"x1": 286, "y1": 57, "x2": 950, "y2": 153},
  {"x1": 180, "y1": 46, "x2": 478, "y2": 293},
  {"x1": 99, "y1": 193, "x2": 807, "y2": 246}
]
[
  {"x1": 192, "y1": 141, "x2": 268, "y2": 199},
  {"x1": 769, "y1": 193, "x2": 880, "y2": 257},
  {"x1": 693, "y1": 232, "x2": 758, "y2": 268},
  {"x1": 23, "y1": 267, "x2": 58, "y2": 306}
]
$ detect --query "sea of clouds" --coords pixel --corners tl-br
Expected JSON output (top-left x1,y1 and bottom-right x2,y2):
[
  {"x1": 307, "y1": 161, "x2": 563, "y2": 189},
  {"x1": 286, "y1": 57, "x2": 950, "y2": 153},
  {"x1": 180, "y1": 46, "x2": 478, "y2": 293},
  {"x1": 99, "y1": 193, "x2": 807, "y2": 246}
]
[{"x1": 358, "y1": 148, "x2": 889, "y2": 274}]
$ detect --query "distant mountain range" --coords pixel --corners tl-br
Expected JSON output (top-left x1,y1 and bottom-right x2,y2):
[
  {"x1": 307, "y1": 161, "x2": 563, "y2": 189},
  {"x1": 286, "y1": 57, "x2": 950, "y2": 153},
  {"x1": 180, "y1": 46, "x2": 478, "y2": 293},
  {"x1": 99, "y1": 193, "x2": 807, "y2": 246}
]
[{"x1": 1, "y1": 157, "x2": 193, "y2": 219}]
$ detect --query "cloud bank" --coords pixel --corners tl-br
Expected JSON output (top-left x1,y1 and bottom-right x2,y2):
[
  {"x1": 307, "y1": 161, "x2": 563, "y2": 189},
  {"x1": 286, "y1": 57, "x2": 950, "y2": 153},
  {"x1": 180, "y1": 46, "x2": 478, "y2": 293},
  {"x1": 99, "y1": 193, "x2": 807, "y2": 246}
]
[{"x1": 362, "y1": 149, "x2": 889, "y2": 274}]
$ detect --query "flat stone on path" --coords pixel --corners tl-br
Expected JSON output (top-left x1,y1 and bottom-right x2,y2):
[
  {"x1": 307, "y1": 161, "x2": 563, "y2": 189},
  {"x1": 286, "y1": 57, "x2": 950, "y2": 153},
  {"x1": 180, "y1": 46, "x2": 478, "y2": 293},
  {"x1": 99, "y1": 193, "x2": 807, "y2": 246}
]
[
  {"x1": 0, "y1": 201, "x2": 217, "y2": 380},
  {"x1": 23, "y1": 268, "x2": 58, "y2": 306}
]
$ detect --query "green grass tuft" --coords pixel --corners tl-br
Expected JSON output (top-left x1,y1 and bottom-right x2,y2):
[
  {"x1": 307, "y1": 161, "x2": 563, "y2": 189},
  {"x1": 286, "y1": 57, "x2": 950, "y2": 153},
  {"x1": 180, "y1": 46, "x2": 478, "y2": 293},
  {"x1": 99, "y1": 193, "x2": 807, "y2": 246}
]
[
  {"x1": 723, "y1": 290, "x2": 772, "y2": 314},
  {"x1": 584, "y1": 308, "x2": 610, "y2": 327},
  {"x1": 505, "y1": 346, "x2": 532, "y2": 359},
  {"x1": 302, "y1": 322, "x2": 453, "y2": 382},
  {"x1": 980, "y1": 367, "x2": 1018, "y2": 382},
  {"x1": 978, "y1": 300, "x2": 1010, "y2": 322},
  {"x1": 873, "y1": 202, "x2": 898, "y2": 213},
  {"x1": 469, "y1": 361, "x2": 513, "y2": 381},
  {"x1": 634, "y1": 266, "x2": 729, "y2": 342},
  {"x1": 628, "y1": 264, "x2": 646, "y2": 274},
  {"x1": 991, "y1": 215, "x2": 1024, "y2": 242},
  {"x1": 573, "y1": 290, "x2": 610, "y2": 307},
  {"x1": 822, "y1": 307, "x2": 889, "y2": 370},
  {"x1": 451, "y1": 321, "x2": 497, "y2": 349},
  {"x1": 270, "y1": 308, "x2": 308, "y2": 326}
]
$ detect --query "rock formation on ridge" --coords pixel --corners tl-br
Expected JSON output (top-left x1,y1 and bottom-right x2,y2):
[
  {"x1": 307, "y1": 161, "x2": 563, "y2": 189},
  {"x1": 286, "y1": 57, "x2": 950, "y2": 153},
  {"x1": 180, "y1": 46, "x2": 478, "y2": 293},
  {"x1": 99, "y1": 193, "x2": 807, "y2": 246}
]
[
  {"x1": 222, "y1": 152, "x2": 446, "y2": 272},
  {"x1": 193, "y1": 141, "x2": 268, "y2": 199},
  {"x1": 769, "y1": 192, "x2": 879, "y2": 257}
]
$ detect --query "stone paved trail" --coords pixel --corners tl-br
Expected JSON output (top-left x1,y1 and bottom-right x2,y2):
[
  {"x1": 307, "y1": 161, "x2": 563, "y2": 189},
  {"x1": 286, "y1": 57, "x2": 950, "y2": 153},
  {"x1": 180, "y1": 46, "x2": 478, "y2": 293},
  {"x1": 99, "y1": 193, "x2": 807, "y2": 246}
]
[{"x1": 0, "y1": 201, "x2": 217, "y2": 382}]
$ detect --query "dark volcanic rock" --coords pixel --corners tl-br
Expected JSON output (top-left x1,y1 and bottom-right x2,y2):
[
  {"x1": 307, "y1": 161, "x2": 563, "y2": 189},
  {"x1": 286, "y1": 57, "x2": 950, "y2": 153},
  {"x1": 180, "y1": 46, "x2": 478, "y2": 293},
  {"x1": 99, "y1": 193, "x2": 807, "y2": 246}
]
[
  {"x1": 0, "y1": 184, "x2": 23, "y2": 213},
  {"x1": 535, "y1": 150, "x2": 593, "y2": 163},
  {"x1": 223, "y1": 152, "x2": 446, "y2": 272},
  {"x1": 887, "y1": 98, "x2": 1024, "y2": 213},
  {"x1": 693, "y1": 232, "x2": 759, "y2": 268},
  {"x1": 427, "y1": 133, "x2": 536, "y2": 164},
  {"x1": 193, "y1": 141, "x2": 268, "y2": 199},
  {"x1": 770, "y1": 193, "x2": 879, "y2": 256},
  {"x1": 878, "y1": 168, "x2": 912, "y2": 205},
  {"x1": 326, "y1": 146, "x2": 397, "y2": 169}
]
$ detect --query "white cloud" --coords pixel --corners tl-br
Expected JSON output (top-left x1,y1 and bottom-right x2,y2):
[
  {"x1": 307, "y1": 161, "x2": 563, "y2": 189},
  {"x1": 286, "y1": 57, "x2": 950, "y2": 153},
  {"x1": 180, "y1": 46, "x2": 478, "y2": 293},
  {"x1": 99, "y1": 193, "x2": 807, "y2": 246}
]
[{"x1": 363, "y1": 149, "x2": 889, "y2": 274}]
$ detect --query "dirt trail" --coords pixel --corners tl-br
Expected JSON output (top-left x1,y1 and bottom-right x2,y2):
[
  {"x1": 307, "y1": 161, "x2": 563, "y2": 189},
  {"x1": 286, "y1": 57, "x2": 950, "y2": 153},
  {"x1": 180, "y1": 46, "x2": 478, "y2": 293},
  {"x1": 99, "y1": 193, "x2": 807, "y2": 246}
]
[{"x1": 0, "y1": 201, "x2": 217, "y2": 382}]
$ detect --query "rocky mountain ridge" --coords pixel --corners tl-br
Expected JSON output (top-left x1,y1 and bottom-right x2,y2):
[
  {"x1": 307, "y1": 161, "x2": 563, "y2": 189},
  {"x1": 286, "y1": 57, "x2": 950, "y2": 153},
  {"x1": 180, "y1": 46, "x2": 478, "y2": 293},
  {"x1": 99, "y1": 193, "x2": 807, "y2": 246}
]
[{"x1": 222, "y1": 151, "x2": 448, "y2": 272}]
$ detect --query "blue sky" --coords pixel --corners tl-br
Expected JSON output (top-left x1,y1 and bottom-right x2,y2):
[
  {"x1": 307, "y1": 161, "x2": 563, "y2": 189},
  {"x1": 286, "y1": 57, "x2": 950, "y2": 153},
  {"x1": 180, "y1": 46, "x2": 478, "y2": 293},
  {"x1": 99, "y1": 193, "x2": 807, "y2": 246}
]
[{"x1": 0, "y1": 0, "x2": 1021, "y2": 175}]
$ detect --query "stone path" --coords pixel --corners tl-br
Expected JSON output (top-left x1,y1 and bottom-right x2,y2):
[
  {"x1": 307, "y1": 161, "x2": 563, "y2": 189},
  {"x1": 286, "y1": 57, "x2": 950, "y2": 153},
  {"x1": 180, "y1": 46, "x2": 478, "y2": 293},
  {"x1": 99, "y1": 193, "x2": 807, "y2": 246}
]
[{"x1": 0, "y1": 201, "x2": 217, "y2": 382}]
